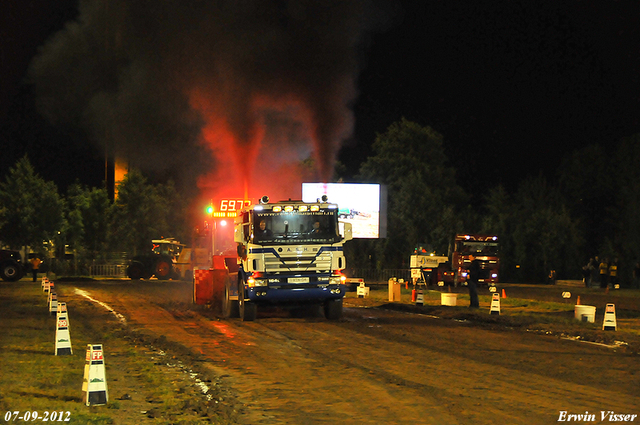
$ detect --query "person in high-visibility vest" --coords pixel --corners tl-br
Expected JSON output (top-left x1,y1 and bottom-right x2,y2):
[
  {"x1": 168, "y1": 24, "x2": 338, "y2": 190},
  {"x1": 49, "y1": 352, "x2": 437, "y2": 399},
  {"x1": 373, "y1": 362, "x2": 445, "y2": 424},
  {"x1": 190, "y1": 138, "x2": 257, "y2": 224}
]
[
  {"x1": 599, "y1": 258, "x2": 609, "y2": 289},
  {"x1": 29, "y1": 255, "x2": 42, "y2": 282}
]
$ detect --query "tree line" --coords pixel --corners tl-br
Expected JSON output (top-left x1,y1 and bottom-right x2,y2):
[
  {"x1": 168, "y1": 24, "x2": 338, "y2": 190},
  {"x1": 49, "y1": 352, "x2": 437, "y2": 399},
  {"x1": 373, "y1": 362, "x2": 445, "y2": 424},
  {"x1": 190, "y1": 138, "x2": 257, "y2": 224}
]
[
  {"x1": 0, "y1": 156, "x2": 190, "y2": 274},
  {"x1": 351, "y1": 118, "x2": 640, "y2": 285},
  {"x1": 1, "y1": 118, "x2": 639, "y2": 284}
]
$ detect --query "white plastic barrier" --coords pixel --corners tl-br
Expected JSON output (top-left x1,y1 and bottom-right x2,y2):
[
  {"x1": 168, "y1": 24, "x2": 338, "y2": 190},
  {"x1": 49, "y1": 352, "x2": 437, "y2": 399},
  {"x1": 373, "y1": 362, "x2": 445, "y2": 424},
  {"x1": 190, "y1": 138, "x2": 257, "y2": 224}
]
[
  {"x1": 441, "y1": 293, "x2": 457, "y2": 306},
  {"x1": 574, "y1": 305, "x2": 596, "y2": 323}
]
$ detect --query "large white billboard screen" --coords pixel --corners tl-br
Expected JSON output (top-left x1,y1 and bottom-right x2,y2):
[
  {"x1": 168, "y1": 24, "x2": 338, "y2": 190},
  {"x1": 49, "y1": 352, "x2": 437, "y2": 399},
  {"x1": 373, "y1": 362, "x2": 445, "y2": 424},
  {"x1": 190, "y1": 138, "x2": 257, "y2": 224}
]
[{"x1": 302, "y1": 183, "x2": 386, "y2": 238}]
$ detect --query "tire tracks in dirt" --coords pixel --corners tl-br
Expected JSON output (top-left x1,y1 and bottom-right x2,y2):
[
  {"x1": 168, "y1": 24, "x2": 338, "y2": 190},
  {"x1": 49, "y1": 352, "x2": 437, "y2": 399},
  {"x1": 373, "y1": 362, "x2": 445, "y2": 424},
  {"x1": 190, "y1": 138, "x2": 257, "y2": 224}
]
[{"x1": 66, "y1": 282, "x2": 640, "y2": 424}]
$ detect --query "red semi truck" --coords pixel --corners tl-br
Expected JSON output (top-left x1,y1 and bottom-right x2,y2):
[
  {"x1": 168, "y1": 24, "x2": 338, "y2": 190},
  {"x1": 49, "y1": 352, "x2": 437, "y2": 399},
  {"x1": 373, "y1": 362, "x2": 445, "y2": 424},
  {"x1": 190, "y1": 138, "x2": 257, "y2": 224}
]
[
  {"x1": 410, "y1": 234, "x2": 499, "y2": 287},
  {"x1": 450, "y1": 234, "x2": 499, "y2": 286}
]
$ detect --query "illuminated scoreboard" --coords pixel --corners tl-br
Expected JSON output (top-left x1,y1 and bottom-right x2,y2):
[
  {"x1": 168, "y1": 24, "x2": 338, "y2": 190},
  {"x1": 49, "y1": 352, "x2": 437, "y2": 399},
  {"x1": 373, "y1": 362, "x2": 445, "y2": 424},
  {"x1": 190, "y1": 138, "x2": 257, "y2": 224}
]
[{"x1": 207, "y1": 199, "x2": 252, "y2": 218}]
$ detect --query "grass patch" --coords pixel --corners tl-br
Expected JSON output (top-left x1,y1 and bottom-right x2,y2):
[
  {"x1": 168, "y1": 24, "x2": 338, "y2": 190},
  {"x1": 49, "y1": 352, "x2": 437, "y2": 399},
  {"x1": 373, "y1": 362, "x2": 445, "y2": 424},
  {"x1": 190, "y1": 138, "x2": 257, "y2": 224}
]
[
  {"x1": 344, "y1": 283, "x2": 640, "y2": 352},
  {"x1": 0, "y1": 281, "x2": 238, "y2": 424}
]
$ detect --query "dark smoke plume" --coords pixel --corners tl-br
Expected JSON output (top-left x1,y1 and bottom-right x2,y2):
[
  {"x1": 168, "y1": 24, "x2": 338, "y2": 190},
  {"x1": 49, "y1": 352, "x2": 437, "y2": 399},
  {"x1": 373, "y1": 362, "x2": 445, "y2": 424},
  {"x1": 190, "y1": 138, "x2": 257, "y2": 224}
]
[{"x1": 29, "y1": 0, "x2": 389, "y2": 199}]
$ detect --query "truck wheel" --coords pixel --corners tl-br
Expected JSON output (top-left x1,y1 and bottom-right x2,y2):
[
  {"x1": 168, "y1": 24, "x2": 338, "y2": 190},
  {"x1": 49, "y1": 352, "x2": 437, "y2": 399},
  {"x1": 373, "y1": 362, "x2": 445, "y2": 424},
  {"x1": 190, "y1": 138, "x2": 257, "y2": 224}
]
[
  {"x1": 238, "y1": 284, "x2": 257, "y2": 321},
  {"x1": 1, "y1": 261, "x2": 21, "y2": 282},
  {"x1": 222, "y1": 279, "x2": 239, "y2": 318},
  {"x1": 127, "y1": 261, "x2": 145, "y2": 280},
  {"x1": 155, "y1": 260, "x2": 172, "y2": 280},
  {"x1": 324, "y1": 298, "x2": 343, "y2": 320}
]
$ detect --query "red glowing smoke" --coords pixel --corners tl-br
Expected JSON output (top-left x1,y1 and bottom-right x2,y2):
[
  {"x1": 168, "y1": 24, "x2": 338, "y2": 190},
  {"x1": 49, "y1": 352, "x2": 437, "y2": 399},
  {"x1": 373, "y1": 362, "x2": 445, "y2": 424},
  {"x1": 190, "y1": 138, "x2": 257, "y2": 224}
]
[{"x1": 28, "y1": 0, "x2": 389, "y2": 204}]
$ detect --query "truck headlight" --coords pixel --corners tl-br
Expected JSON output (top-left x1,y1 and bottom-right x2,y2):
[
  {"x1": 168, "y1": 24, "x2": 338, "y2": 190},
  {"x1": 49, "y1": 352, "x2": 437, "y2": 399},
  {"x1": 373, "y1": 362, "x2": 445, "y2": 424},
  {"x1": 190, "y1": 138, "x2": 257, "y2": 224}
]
[
  {"x1": 330, "y1": 276, "x2": 345, "y2": 285},
  {"x1": 248, "y1": 277, "x2": 267, "y2": 287}
]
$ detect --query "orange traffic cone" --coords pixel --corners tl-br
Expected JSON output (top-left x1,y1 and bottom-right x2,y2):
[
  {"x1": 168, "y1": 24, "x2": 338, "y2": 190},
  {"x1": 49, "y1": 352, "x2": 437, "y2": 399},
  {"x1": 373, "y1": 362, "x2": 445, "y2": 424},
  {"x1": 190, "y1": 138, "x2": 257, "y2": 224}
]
[
  {"x1": 576, "y1": 295, "x2": 581, "y2": 305},
  {"x1": 501, "y1": 289, "x2": 506, "y2": 299}
]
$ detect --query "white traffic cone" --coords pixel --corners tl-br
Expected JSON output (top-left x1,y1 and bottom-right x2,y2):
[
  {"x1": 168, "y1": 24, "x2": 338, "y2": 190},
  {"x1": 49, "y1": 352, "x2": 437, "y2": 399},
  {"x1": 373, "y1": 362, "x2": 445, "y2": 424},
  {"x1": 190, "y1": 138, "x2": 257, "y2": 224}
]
[
  {"x1": 356, "y1": 281, "x2": 370, "y2": 298},
  {"x1": 602, "y1": 303, "x2": 617, "y2": 331},
  {"x1": 55, "y1": 303, "x2": 72, "y2": 355},
  {"x1": 490, "y1": 292, "x2": 501, "y2": 315},
  {"x1": 48, "y1": 292, "x2": 58, "y2": 315},
  {"x1": 82, "y1": 344, "x2": 108, "y2": 406}
]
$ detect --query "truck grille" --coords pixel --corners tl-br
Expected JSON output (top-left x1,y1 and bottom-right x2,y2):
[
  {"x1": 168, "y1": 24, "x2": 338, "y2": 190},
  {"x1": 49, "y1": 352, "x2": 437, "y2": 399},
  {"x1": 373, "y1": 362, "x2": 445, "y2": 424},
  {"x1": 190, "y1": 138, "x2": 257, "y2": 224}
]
[{"x1": 265, "y1": 254, "x2": 332, "y2": 272}]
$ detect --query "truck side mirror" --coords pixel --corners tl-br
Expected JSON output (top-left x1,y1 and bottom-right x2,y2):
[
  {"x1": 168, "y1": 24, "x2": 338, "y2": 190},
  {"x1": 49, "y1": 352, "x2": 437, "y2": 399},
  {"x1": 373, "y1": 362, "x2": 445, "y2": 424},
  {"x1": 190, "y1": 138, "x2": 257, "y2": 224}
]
[
  {"x1": 234, "y1": 225, "x2": 244, "y2": 243},
  {"x1": 342, "y1": 222, "x2": 353, "y2": 242}
]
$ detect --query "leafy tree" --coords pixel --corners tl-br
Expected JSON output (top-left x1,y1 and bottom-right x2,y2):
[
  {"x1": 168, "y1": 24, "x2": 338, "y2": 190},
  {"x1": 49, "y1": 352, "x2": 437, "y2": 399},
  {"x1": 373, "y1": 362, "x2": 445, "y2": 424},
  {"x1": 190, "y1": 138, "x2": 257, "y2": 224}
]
[
  {"x1": 609, "y1": 134, "x2": 640, "y2": 282},
  {"x1": 558, "y1": 144, "x2": 614, "y2": 258},
  {"x1": 64, "y1": 183, "x2": 110, "y2": 260},
  {"x1": 510, "y1": 175, "x2": 583, "y2": 281},
  {"x1": 154, "y1": 179, "x2": 190, "y2": 245},
  {"x1": 480, "y1": 185, "x2": 518, "y2": 279},
  {"x1": 0, "y1": 155, "x2": 65, "y2": 253},
  {"x1": 84, "y1": 187, "x2": 111, "y2": 258},
  {"x1": 358, "y1": 118, "x2": 467, "y2": 268},
  {"x1": 64, "y1": 183, "x2": 87, "y2": 257},
  {"x1": 557, "y1": 137, "x2": 640, "y2": 284},
  {"x1": 109, "y1": 169, "x2": 189, "y2": 257}
]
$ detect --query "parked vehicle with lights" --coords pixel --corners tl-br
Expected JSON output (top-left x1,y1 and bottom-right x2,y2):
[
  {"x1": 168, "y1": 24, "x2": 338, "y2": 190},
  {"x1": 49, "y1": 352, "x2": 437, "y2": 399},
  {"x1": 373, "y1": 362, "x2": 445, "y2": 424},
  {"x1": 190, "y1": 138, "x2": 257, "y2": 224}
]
[
  {"x1": 410, "y1": 245, "x2": 450, "y2": 286},
  {"x1": 224, "y1": 195, "x2": 352, "y2": 321},
  {"x1": 410, "y1": 235, "x2": 499, "y2": 287},
  {"x1": 450, "y1": 234, "x2": 499, "y2": 286}
]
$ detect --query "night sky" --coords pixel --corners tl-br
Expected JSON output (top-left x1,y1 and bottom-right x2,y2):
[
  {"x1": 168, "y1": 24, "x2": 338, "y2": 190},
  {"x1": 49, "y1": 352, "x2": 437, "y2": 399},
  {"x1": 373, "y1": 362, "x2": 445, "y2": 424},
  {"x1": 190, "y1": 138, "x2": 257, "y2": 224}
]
[{"x1": 1, "y1": 1, "x2": 639, "y2": 197}]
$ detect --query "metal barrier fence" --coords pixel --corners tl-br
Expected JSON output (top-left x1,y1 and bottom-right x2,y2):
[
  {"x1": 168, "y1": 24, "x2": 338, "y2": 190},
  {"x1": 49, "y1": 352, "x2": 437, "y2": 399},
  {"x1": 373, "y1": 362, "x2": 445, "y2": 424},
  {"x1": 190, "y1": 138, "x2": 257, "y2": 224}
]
[
  {"x1": 348, "y1": 268, "x2": 411, "y2": 284},
  {"x1": 89, "y1": 264, "x2": 127, "y2": 278},
  {"x1": 86, "y1": 265, "x2": 410, "y2": 281}
]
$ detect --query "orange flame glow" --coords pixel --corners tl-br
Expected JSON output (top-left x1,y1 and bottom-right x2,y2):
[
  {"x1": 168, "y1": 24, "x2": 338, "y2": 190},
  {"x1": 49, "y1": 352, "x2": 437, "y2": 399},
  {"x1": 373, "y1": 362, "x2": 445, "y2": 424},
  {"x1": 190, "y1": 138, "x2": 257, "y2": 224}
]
[{"x1": 190, "y1": 88, "x2": 318, "y2": 204}]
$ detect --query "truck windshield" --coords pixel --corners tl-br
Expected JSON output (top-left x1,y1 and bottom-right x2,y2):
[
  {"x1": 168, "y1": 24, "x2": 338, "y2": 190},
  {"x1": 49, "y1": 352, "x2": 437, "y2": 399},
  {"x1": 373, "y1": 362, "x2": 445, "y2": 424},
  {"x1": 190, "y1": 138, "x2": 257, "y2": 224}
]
[
  {"x1": 459, "y1": 241, "x2": 499, "y2": 256},
  {"x1": 152, "y1": 242, "x2": 183, "y2": 257},
  {"x1": 253, "y1": 210, "x2": 340, "y2": 244}
]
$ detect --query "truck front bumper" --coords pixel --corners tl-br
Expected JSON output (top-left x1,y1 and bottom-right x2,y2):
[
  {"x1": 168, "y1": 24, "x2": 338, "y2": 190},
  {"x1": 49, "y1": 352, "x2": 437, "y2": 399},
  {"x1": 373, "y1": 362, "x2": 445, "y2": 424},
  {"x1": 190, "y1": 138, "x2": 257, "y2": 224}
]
[{"x1": 246, "y1": 284, "x2": 345, "y2": 303}]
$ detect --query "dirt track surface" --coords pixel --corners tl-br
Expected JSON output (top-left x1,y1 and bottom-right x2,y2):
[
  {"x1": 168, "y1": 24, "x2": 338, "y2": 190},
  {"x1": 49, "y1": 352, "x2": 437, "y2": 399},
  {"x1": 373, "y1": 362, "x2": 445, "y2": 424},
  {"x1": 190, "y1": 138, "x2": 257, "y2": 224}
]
[{"x1": 58, "y1": 280, "x2": 639, "y2": 424}]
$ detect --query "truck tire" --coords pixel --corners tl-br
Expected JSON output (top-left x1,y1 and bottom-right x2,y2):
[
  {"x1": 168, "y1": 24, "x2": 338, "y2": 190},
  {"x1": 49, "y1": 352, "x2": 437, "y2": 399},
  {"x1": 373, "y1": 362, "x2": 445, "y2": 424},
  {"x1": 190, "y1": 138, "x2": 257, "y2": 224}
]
[
  {"x1": 238, "y1": 284, "x2": 257, "y2": 321},
  {"x1": 1, "y1": 261, "x2": 21, "y2": 282},
  {"x1": 222, "y1": 278, "x2": 239, "y2": 318},
  {"x1": 155, "y1": 259, "x2": 172, "y2": 280},
  {"x1": 324, "y1": 298, "x2": 343, "y2": 320},
  {"x1": 127, "y1": 261, "x2": 145, "y2": 280}
]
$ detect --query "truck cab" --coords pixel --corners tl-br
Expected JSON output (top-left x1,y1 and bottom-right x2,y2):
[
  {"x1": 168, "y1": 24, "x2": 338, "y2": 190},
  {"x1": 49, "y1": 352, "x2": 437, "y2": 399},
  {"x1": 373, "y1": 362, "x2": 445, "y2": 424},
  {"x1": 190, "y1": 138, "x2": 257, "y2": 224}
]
[{"x1": 225, "y1": 196, "x2": 352, "y2": 321}]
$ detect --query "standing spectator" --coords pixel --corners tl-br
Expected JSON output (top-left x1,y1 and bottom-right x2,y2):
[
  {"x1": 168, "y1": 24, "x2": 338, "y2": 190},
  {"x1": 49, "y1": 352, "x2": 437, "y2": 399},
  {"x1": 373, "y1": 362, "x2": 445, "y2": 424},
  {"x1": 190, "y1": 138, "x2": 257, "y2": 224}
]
[
  {"x1": 29, "y1": 255, "x2": 42, "y2": 282},
  {"x1": 633, "y1": 262, "x2": 640, "y2": 289},
  {"x1": 599, "y1": 257, "x2": 609, "y2": 289},
  {"x1": 609, "y1": 258, "x2": 619, "y2": 289},
  {"x1": 582, "y1": 259, "x2": 593, "y2": 287},
  {"x1": 591, "y1": 256, "x2": 600, "y2": 288},
  {"x1": 467, "y1": 255, "x2": 480, "y2": 308},
  {"x1": 548, "y1": 269, "x2": 557, "y2": 285}
]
